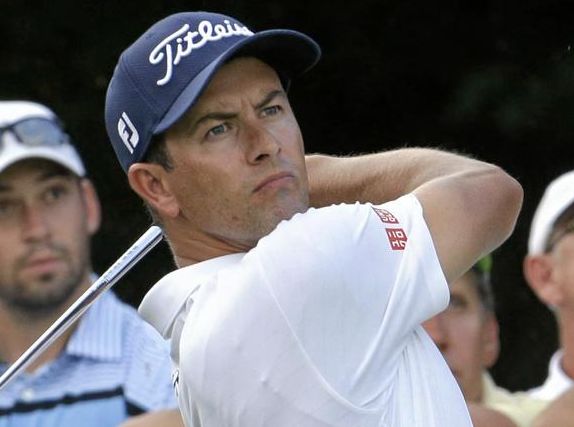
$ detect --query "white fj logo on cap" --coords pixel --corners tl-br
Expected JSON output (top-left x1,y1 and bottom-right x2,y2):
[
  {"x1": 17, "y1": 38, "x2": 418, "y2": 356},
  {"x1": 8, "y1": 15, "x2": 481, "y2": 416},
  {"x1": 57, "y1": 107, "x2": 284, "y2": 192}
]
[
  {"x1": 118, "y1": 112, "x2": 139, "y2": 154},
  {"x1": 150, "y1": 19, "x2": 254, "y2": 86}
]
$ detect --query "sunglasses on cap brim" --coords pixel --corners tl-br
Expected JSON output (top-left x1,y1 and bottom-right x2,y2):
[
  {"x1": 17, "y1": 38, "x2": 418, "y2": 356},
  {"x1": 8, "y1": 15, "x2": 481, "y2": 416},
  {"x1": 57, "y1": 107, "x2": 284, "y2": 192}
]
[{"x1": 0, "y1": 117, "x2": 70, "y2": 147}]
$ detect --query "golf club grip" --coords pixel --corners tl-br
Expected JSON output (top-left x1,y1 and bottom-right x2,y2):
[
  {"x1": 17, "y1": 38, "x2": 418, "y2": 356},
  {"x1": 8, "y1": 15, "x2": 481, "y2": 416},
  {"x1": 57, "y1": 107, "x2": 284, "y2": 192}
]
[{"x1": 0, "y1": 225, "x2": 164, "y2": 390}]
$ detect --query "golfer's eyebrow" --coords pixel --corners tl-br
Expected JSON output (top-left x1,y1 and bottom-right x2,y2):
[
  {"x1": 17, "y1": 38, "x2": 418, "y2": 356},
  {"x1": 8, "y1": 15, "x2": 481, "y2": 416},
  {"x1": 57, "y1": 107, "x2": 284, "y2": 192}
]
[
  {"x1": 254, "y1": 89, "x2": 285, "y2": 110},
  {"x1": 192, "y1": 112, "x2": 236, "y2": 129},
  {"x1": 191, "y1": 89, "x2": 286, "y2": 131}
]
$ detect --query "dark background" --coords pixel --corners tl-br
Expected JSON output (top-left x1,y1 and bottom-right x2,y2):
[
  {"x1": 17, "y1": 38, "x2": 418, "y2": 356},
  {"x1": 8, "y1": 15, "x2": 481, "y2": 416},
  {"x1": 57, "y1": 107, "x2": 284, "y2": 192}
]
[{"x1": 2, "y1": 0, "x2": 573, "y2": 391}]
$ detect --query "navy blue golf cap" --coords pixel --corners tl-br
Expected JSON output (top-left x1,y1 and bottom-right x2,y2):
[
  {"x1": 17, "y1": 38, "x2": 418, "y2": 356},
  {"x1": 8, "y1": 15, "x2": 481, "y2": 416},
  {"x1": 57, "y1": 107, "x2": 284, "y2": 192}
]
[{"x1": 105, "y1": 11, "x2": 321, "y2": 172}]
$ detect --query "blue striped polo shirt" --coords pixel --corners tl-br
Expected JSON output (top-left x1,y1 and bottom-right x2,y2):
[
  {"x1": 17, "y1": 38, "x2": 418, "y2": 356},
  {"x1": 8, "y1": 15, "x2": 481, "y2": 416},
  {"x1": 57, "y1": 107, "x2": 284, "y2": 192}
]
[{"x1": 0, "y1": 290, "x2": 177, "y2": 427}]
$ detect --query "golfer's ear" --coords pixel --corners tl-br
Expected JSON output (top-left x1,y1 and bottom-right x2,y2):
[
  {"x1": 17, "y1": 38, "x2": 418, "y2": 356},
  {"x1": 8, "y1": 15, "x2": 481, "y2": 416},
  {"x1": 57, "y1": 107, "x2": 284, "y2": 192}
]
[{"x1": 128, "y1": 163, "x2": 180, "y2": 218}]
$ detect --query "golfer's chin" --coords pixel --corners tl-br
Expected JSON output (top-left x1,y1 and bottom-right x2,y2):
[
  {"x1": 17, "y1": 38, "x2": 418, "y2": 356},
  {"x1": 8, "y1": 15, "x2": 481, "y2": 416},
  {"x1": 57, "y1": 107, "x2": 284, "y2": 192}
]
[{"x1": 271, "y1": 199, "x2": 308, "y2": 226}]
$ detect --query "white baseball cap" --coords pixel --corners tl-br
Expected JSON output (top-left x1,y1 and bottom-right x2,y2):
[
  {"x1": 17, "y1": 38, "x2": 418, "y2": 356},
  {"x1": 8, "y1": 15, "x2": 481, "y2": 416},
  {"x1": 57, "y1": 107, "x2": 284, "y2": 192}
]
[
  {"x1": 528, "y1": 170, "x2": 574, "y2": 254},
  {"x1": 0, "y1": 101, "x2": 85, "y2": 176}
]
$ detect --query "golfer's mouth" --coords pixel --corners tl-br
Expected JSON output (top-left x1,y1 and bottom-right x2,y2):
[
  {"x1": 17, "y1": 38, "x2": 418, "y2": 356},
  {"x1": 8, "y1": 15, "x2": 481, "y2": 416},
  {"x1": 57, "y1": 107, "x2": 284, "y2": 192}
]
[{"x1": 253, "y1": 172, "x2": 294, "y2": 193}]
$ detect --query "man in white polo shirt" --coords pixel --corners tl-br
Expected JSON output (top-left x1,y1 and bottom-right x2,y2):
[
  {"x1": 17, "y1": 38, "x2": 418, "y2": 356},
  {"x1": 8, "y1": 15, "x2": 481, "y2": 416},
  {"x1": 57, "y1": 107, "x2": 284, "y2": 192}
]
[{"x1": 104, "y1": 11, "x2": 523, "y2": 427}]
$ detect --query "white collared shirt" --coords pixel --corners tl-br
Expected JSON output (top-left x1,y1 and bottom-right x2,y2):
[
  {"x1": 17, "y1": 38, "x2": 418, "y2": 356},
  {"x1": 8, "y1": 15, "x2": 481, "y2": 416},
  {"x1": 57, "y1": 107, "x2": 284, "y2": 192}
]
[{"x1": 140, "y1": 195, "x2": 472, "y2": 427}]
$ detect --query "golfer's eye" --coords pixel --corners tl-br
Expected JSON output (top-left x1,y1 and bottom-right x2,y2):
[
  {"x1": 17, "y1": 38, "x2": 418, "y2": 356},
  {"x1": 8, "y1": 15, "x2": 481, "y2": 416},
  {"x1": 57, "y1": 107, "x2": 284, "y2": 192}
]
[
  {"x1": 207, "y1": 123, "x2": 228, "y2": 138},
  {"x1": 261, "y1": 105, "x2": 282, "y2": 117}
]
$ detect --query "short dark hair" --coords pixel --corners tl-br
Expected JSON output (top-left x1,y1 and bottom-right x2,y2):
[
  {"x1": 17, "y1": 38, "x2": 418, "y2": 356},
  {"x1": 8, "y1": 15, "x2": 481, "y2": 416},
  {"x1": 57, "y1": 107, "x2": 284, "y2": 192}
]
[
  {"x1": 143, "y1": 133, "x2": 173, "y2": 171},
  {"x1": 140, "y1": 133, "x2": 173, "y2": 227}
]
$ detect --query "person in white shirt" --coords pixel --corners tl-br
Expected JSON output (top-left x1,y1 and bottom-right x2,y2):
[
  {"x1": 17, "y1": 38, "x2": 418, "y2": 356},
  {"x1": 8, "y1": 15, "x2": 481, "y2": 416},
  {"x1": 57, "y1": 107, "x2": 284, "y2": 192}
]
[
  {"x1": 103, "y1": 10, "x2": 523, "y2": 427},
  {"x1": 523, "y1": 170, "x2": 574, "y2": 401}
]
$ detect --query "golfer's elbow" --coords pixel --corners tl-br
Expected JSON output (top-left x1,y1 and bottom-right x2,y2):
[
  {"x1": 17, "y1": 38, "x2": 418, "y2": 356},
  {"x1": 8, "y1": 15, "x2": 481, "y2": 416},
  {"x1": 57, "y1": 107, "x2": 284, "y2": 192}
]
[{"x1": 483, "y1": 165, "x2": 524, "y2": 245}]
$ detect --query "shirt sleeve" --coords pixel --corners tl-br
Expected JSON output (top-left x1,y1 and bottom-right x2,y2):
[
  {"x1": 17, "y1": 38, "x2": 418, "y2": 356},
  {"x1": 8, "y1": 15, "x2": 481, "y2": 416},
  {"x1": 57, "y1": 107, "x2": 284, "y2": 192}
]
[{"x1": 249, "y1": 193, "x2": 449, "y2": 404}]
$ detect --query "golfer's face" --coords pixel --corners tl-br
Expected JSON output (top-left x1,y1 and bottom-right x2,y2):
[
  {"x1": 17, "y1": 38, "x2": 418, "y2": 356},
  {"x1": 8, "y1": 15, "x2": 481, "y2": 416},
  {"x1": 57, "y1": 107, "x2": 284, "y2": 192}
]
[{"x1": 163, "y1": 57, "x2": 309, "y2": 248}]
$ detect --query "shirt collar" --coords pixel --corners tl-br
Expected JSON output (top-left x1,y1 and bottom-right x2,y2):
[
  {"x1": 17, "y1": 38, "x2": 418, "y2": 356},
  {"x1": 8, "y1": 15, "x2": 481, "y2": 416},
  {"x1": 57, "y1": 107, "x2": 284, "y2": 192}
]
[{"x1": 139, "y1": 253, "x2": 244, "y2": 339}]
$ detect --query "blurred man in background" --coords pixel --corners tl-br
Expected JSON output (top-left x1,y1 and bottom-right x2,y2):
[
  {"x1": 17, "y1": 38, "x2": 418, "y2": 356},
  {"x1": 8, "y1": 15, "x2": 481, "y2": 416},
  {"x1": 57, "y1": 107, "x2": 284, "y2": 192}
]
[
  {"x1": 0, "y1": 101, "x2": 177, "y2": 426},
  {"x1": 523, "y1": 170, "x2": 574, "y2": 401},
  {"x1": 423, "y1": 255, "x2": 547, "y2": 427},
  {"x1": 520, "y1": 170, "x2": 574, "y2": 425}
]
